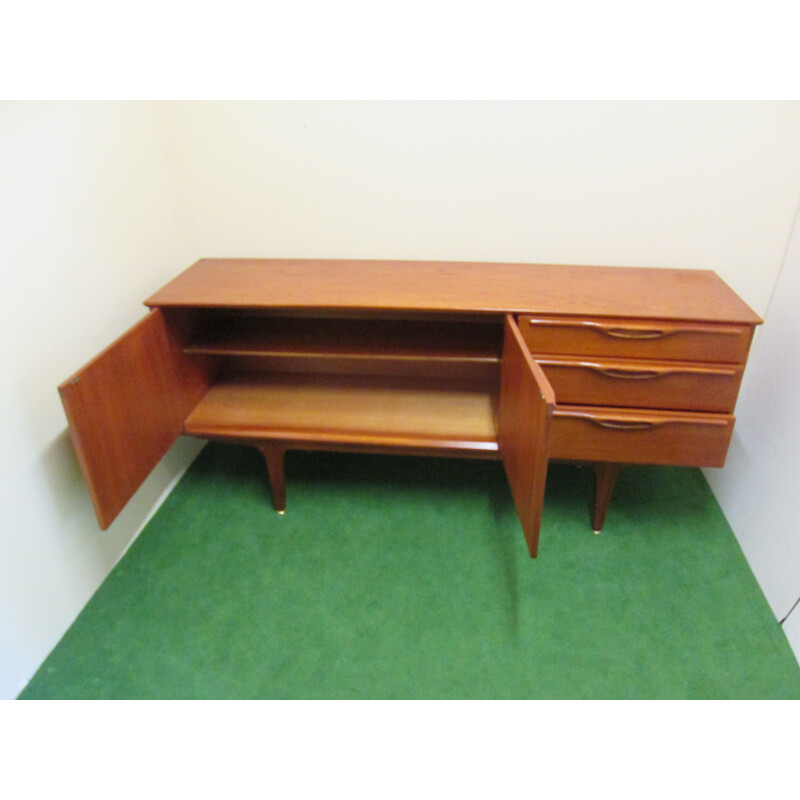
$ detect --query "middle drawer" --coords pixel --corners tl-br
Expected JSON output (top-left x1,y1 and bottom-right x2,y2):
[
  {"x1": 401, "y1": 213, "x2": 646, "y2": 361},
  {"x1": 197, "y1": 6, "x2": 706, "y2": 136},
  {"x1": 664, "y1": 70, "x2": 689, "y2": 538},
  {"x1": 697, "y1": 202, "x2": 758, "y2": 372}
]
[{"x1": 536, "y1": 355, "x2": 743, "y2": 413}]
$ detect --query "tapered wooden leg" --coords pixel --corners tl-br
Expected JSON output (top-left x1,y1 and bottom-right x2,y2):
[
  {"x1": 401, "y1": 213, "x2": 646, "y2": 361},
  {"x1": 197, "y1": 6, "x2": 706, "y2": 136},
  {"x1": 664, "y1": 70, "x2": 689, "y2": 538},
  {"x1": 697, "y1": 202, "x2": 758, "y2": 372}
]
[
  {"x1": 592, "y1": 462, "x2": 621, "y2": 534},
  {"x1": 257, "y1": 443, "x2": 287, "y2": 514}
]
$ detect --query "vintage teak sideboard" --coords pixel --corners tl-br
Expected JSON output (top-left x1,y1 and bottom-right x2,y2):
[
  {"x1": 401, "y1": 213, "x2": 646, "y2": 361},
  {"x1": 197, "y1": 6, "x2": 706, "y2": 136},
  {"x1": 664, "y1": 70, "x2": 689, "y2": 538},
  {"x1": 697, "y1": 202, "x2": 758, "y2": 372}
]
[{"x1": 59, "y1": 260, "x2": 761, "y2": 557}]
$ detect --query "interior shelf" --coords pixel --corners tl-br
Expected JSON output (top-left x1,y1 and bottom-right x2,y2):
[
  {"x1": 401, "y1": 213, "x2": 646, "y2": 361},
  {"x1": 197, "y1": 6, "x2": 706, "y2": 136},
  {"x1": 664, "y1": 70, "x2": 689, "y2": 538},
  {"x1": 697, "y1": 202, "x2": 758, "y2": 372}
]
[
  {"x1": 183, "y1": 373, "x2": 500, "y2": 455},
  {"x1": 184, "y1": 315, "x2": 503, "y2": 364}
]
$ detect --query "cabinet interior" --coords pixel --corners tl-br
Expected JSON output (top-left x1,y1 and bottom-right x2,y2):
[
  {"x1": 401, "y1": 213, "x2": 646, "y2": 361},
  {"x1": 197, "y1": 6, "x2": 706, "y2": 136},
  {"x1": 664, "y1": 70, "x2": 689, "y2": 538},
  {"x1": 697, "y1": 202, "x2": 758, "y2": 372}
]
[{"x1": 175, "y1": 309, "x2": 506, "y2": 455}]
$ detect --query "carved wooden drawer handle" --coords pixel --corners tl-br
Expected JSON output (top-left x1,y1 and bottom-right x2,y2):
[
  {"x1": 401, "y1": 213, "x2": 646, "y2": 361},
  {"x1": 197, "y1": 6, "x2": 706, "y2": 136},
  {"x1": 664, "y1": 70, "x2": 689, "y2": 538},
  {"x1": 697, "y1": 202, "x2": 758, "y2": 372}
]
[
  {"x1": 589, "y1": 418, "x2": 660, "y2": 431},
  {"x1": 595, "y1": 323, "x2": 744, "y2": 339},
  {"x1": 561, "y1": 410, "x2": 731, "y2": 430},
  {"x1": 526, "y1": 319, "x2": 743, "y2": 339},
  {"x1": 602, "y1": 327, "x2": 667, "y2": 340},
  {"x1": 593, "y1": 367, "x2": 664, "y2": 380}
]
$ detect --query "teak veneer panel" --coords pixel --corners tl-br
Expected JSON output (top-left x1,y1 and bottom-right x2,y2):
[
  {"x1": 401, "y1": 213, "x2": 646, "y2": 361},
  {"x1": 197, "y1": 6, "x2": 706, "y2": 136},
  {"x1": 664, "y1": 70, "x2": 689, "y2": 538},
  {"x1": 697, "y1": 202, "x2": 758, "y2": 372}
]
[
  {"x1": 497, "y1": 317, "x2": 555, "y2": 558},
  {"x1": 550, "y1": 406, "x2": 735, "y2": 467},
  {"x1": 58, "y1": 309, "x2": 209, "y2": 529},
  {"x1": 536, "y1": 356, "x2": 743, "y2": 413},
  {"x1": 520, "y1": 315, "x2": 754, "y2": 364},
  {"x1": 146, "y1": 259, "x2": 762, "y2": 324}
]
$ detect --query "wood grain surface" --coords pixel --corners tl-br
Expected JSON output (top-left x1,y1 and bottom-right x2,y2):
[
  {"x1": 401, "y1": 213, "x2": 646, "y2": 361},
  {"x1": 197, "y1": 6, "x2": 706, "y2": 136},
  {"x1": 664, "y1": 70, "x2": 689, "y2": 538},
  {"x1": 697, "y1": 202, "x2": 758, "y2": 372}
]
[
  {"x1": 145, "y1": 259, "x2": 762, "y2": 324},
  {"x1": 183, "y1": 372, "x2": 500, "y2": 455},
  {"x1": 59, "y1": 309, "x2": 209, "y2": 528},
  {"x1": 497, "y1": 316, "x2": 556, "y2": 557}
]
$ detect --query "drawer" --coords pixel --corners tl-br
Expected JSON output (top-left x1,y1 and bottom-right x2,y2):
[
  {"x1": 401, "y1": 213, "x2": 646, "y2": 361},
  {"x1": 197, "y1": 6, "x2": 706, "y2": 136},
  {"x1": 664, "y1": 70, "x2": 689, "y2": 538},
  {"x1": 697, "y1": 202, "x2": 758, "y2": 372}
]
[
  {"x1": 537, "y1": 356, "x2": 743, "y2": 413},
  {"x1": 550, "y1": 405, "x2": 734, "y2": 467},
  {"x1": 520, "y1": 315, "x2": 753, "y2": 364}
]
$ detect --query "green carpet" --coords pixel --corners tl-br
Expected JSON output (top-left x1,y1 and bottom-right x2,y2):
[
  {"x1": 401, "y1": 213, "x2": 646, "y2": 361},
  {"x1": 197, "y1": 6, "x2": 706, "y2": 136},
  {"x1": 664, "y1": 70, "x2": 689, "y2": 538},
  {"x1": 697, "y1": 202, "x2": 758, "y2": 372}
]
[{"x1": 19, "y1": 443, "x2": 800, "y2": 699}]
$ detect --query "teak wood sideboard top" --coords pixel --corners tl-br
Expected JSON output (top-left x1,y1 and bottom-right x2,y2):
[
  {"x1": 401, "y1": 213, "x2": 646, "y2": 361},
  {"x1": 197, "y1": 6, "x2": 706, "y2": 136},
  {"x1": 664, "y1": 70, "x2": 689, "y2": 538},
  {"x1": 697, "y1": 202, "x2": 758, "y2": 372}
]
[{"x1": 59, "y1": 259, "x2": 762, "y2": 558}]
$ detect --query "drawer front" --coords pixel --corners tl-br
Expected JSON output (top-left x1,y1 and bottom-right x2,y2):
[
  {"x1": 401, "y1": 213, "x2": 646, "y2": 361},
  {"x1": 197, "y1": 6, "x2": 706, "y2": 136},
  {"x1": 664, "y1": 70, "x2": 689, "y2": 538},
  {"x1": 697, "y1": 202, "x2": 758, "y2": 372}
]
[
  {"x1": 537, "y1": 356, "x2": 743, "y2": 413},
  {"x1": 550, "y1": 405, "x2": 734, "y2": 467},
  {"x1": 520, "y1": 316, "x2": 753, "y2": 364}
]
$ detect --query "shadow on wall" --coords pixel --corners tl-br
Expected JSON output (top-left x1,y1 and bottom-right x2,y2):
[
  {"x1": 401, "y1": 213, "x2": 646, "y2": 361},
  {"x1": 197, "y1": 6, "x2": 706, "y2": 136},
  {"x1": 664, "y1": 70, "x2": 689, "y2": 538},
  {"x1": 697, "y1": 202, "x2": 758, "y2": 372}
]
[{"x1": 36, "y1": 428, "x2": 206, "y2": 569}]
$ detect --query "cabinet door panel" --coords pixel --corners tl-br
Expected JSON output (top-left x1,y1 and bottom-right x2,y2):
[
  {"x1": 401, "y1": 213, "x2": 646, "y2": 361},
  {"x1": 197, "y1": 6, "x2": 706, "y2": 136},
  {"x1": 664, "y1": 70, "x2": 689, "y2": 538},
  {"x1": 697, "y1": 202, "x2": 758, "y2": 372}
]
[
  {"x1": 498, "y1": 315, "x2": 556, "y2": 558},
  {"x1": 59, "y1": 309, "x2": 209, "y2": 529}
]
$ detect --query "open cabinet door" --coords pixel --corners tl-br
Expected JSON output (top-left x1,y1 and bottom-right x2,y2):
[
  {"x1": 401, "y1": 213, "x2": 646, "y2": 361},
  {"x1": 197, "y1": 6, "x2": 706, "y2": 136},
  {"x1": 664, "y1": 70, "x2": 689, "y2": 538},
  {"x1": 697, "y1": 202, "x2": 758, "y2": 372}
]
[
  {"x1": 59, "y1": 308, "x2": 208, "y2": 529},
  {"x1": 498, "y1": 315, "x2": 556, "y2": 558}
]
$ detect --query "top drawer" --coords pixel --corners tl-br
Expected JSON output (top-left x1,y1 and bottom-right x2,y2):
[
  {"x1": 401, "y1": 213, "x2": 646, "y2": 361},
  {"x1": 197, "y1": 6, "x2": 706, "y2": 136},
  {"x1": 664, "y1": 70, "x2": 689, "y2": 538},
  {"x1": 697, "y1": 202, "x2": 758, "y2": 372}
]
[{"x1": 519, "y1": 316, "x2": 754, "y2": 364}]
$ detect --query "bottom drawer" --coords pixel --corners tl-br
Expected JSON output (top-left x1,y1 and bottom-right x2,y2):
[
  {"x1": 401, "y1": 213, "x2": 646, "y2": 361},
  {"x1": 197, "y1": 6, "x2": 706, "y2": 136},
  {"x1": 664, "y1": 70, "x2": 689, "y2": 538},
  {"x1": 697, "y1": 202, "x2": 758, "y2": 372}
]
[{"x1": 550, "y1": 405, "x2": 734, "y2": 467}]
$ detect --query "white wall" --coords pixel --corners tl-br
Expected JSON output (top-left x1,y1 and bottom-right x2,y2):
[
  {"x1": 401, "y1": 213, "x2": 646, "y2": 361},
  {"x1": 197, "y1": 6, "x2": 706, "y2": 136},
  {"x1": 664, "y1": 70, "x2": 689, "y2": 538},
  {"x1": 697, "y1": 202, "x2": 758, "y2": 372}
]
[
  {"x1": 158, "y1": 101, "x2": 800, "y2": 316},
  {"x1": 0, "y1": 102, "x2": 201, "y2": 699},
  {"x1": 3, "y1": 101, "x2": 800, "y2": 697},
  {"x1": 706, "y1": 200, "x2": 800, "y2": 660}
]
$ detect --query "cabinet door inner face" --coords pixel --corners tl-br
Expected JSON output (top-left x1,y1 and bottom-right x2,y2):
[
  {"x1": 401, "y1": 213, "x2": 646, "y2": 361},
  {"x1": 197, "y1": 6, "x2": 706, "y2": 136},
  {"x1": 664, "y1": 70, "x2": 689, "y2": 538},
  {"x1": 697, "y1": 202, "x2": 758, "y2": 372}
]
[{"x1": 59, "y1": 309, "x2": 209, "y2": 529}]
